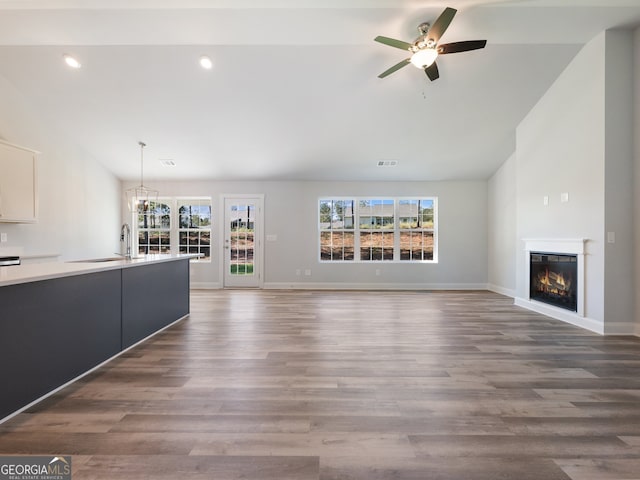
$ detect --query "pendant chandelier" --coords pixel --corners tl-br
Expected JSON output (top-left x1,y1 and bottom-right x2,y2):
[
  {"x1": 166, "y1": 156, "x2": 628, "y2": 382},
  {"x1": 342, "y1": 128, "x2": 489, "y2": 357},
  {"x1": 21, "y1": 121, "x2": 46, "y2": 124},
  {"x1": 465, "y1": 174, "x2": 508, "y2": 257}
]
[{"x1": 125, "y1": 141, "x2": 158, "y2": 211}]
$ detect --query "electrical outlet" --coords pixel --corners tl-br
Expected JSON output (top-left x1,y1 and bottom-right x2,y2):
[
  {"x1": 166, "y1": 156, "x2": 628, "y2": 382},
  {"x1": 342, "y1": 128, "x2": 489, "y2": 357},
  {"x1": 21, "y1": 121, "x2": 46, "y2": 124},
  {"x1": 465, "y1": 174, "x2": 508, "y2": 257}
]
[
  {"x1": 375, "y1": 269, "x2": 381, "y2": 276},
  {"x1": 560, "y1": 192, "x2": 569, "y2": 203},
  {"x1": 543, "y1": 196, "x2": 549, "y2": 206},
  {"x1": 0, "y1": 233, "x2": 7, "y2": 243},
  {"x1": 296, "y1": 269, "x2": 301, "y2": 276},
  {"x1": 304, "y1": 269, "x2": 311, "y2": 276}
]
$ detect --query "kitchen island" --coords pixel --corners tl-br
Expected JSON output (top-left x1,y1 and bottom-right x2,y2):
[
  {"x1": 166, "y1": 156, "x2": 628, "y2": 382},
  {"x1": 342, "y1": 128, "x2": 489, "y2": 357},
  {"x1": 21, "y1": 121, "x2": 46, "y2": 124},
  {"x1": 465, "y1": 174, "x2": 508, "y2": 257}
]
[{"x1": 0, "y1": 254, "x2": 194, "y2": 422}]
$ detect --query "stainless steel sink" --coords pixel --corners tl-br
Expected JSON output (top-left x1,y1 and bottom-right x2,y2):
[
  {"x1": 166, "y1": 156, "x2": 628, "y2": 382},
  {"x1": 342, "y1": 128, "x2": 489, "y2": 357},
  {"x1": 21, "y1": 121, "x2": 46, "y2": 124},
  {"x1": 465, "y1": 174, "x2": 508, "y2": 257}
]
[
  {"x1": 68, "y1": 257, "x2": 125, "y2": 263},
  {"x1": 88, "y1": 257, "x2": 127, "y2": 262},
  {"x1": 67, "y1": 255, "x2": 147, "y2": 263}
]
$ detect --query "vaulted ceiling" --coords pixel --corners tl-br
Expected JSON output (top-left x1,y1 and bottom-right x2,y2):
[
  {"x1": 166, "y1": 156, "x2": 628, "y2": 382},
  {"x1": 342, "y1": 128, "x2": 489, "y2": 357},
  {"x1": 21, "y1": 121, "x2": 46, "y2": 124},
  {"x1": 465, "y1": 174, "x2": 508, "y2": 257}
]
[{"x1": 0, "y1": 0, "x2": 638, "y2": 181}]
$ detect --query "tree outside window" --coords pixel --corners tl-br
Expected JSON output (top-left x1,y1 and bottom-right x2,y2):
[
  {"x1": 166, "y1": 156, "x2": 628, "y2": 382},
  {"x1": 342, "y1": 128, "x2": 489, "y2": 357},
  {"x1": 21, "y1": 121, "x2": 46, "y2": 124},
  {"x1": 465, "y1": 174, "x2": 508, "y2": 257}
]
[
  {"x1": 319, "y1": 197, "x2": 436, "y2": 262},
  {"x1": 178, "y1": 199, "x2": 212, "y2": 260},
  {"x1": 138, "y1": 200, "x2": 171, "y2": 254}
]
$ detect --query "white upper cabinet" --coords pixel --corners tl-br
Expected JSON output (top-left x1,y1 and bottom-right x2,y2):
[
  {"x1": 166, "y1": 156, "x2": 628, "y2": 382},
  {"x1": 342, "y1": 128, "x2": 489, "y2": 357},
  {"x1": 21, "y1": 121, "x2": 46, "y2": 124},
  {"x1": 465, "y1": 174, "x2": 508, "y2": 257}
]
[{"x1": 0, "y1": 140, "x2": 38, "y2": 223}]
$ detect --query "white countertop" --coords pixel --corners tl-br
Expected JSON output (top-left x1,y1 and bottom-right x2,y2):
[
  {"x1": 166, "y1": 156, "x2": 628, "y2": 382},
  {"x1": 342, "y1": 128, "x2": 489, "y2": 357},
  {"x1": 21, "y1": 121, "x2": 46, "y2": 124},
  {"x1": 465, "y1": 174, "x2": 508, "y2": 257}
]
[
  {"x1": 0, "y1": 254, "x2": 197, "y2": 287},
  {"x1": 0, "y1": 247, "x2": 59, "y2": 259}
]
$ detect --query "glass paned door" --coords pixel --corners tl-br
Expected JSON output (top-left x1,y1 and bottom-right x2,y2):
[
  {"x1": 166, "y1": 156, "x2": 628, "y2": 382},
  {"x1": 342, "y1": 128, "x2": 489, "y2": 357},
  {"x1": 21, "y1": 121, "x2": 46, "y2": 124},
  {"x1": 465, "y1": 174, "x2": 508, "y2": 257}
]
[{"x1": 223, "y1": 196, "x2": 263, "y2": 287}]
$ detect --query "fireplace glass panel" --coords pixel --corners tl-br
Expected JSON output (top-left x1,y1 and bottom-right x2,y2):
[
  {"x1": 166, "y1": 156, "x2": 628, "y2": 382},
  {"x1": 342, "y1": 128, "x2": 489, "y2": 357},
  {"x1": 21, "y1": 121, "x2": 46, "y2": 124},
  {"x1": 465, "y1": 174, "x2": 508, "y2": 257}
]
[{"x1": 530, "y1": 252, "x2": 578, "y2": 312}]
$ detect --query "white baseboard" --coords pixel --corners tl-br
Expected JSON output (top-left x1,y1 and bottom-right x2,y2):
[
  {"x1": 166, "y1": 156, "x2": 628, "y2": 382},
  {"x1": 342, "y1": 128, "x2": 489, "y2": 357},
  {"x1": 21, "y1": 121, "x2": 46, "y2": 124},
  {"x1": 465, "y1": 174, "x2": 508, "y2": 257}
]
[
  {"x1": 487, "y1": 284, "x2": 516, "y2": 298},
  {"x1": 191, "y1": 282, "x2": 489, "y2": 291},
  {"x1": 190, "y1": 282, "x2": 221, "y2": 289},
  {"x1": 514, "y1": 297, "x2": 604, "y2": 335},
  {"x1": 263, "y1": 282, "x2": 489, "y2": 291}
]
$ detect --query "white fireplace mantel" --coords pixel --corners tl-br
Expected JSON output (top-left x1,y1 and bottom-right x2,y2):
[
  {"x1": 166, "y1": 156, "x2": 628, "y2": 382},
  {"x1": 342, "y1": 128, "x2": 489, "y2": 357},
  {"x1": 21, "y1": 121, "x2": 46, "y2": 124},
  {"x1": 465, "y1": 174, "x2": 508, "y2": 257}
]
[{"x1": 522, "y1": 238, "x2": 587, "y2": 255}]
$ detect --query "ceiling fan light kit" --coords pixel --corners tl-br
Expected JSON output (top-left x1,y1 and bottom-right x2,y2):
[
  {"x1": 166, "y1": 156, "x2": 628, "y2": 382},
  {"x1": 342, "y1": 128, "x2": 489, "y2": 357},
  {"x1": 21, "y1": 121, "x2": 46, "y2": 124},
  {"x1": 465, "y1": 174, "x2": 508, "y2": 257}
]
[
  {"x1": 374, "y1": 7, "x2": 487, "y2": 82},
  {"x1": 410, "y1": 48, "x2": 438, "y2": 68}
]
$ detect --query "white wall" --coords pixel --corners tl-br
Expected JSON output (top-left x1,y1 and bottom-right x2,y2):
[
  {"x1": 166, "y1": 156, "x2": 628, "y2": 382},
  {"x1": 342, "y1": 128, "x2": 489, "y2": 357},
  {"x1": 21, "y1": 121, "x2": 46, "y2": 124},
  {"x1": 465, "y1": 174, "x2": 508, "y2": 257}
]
[
  {"x1": 487, "y1": 152, "x2": 516, "y2": 297},
  {"x1": 0, "y1": 74, "x2": 121, "y2": 261},
  {"x1": 635, "y1": 26, "x2": 640, "y2": 336},
  {"x1": 488, "y1": 30, "x2": 636, "y2": 334},
  {"x1": 515, "y1": 32, "x2": 606, "y2": 327},
  {"x1": 603, "y1": 30, "x2": 634, "y2": 334},
  {"x1": 123, "y1": 179, "x2": 488, "y2": 289}
]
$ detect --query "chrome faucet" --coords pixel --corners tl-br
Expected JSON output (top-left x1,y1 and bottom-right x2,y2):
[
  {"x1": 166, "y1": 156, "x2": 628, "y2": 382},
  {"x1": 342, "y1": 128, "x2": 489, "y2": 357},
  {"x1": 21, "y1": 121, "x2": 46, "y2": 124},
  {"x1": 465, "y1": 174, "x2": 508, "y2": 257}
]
[{"x1": 120, "y1": 223, "x2": 131, "y2": 259}]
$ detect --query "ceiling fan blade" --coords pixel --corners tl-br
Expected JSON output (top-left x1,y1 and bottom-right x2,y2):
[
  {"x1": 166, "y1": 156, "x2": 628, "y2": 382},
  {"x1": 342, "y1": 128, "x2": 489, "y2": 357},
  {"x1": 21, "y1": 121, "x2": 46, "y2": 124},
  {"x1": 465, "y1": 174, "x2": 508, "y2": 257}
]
[
  {"x1": 378, "y1": 59, "x2": 411, "y2": 78},
  {"x1": 438, "y1": 40, "x2": 487, "y2": 54},
  {"x1": 424, "y1": 62, "x2": 439, "y2": 81},
  {"x1": 428, "y1": 7, "x2": 457, "y2": 42},
  {"x1": 374, "y1": 36, "x2": 413, "y2": 51}
]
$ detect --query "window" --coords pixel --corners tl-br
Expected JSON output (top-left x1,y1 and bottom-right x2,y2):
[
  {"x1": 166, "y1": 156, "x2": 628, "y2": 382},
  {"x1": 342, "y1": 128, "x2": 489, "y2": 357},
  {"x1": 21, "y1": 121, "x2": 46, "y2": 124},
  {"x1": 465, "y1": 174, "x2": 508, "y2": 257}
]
[
  {"x1": 319, "y1": 199, "x2": 355, "y2": 261},
  {"x1": 132, "y1": 197, "x2": 212, "y2": 261},
  {"x1": 359, "y1": 199, "x2": 394, "y2": 261},
  {"x1": 137, "y1": 200, "x2": 171, "y2": 254},
  {"x1": 178, "y1": 199, "x2": 212, "y2": 260},
  {"x1": 318, "y1": 197, "x2": 437, "y2": 262},
  {"x1": 398, "y1": 199, "x2": 435, "y2": 261}
]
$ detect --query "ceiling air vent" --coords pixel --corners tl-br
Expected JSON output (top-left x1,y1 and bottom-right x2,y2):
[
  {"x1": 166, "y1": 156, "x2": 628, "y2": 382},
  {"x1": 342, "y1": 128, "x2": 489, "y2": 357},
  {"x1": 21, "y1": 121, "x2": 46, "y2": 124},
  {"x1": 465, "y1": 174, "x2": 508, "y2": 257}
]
[
  {"x1": 160, "y1": 159, "x2": 176, "y2": 167},
  {"x1": 377, "y1": 160, "x2": 398, "y2": 167}
]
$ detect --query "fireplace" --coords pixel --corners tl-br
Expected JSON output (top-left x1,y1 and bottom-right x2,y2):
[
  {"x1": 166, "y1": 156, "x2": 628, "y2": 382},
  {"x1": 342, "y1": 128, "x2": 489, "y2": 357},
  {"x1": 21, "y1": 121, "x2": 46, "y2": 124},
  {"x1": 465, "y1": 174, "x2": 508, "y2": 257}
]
[
  {"x1": 517, "y1": 239, "x2": 587, "y2": 325},
  {"x1": 530, "y1": 252, "x2": 578, "y2": 312}
]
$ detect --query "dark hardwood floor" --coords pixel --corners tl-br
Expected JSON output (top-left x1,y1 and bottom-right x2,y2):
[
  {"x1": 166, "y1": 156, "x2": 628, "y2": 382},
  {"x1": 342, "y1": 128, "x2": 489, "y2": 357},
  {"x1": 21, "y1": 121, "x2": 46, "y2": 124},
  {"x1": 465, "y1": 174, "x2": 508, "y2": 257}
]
[{"x1": 2, "y1": 290, "x2": 640, "y2": 479}]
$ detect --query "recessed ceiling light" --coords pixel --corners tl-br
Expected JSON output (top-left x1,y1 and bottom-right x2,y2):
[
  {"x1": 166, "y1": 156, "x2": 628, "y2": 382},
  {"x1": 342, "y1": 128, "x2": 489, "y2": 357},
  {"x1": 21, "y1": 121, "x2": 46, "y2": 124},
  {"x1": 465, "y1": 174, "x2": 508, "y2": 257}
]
[
  {"x1": 199, "y1": 55, "x2": 213, "y2": 70},
  {"x1": 63, "y1": 54, "x2": 81, "y2": 69}
]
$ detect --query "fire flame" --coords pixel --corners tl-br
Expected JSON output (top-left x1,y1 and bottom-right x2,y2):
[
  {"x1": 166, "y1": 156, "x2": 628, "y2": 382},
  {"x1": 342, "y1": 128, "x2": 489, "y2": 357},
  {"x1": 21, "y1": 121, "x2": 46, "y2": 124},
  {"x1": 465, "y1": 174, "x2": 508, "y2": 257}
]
[{"x1": 536, "y1": 268, "x2": 572, "y2": 296}]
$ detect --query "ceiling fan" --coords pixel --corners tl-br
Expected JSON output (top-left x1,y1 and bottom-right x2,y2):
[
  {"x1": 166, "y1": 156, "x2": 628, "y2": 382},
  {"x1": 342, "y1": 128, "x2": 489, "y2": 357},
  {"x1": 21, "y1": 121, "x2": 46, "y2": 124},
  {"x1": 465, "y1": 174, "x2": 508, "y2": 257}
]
[{"x1": 374, "y1": 7, "x2": 486, "y2": 81}]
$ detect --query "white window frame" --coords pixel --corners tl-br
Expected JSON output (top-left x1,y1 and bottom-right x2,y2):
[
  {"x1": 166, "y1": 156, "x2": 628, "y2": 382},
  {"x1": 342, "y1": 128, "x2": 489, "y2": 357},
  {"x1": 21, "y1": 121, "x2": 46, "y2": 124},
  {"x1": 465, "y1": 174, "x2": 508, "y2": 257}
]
[
  {"x1": 318, "y1": 196, "x2": 438, "y2": 263},
  {"x1": 134, "y1": 197, "x2": 173, "y2": 256},
  {"x1": 396, "y1": 198, "x2": 437, "y2": 263},
  {"x1": 131, "y1": 196, "x2": 212, "y2": 262},
  {"x1": 319, "y1": 198, "x2": 356, "y2": 262},
  {"x1": 177, "y1": 197, "x2": 212, "y2": 263}
]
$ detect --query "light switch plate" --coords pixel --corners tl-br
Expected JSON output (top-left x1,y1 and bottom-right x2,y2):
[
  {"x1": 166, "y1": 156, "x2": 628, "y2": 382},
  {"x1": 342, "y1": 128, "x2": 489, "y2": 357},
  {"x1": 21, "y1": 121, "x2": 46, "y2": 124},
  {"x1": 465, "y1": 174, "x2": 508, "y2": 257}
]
[
  {"x1": 0, "y1": 233, "x2": 7, "y2": 243},
  {"x1": 607, "y1": 232, "x2": 615, "y2": 244},
  {"x1": 560, "y1": 192, "x2": 569, "y2": 203}
]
